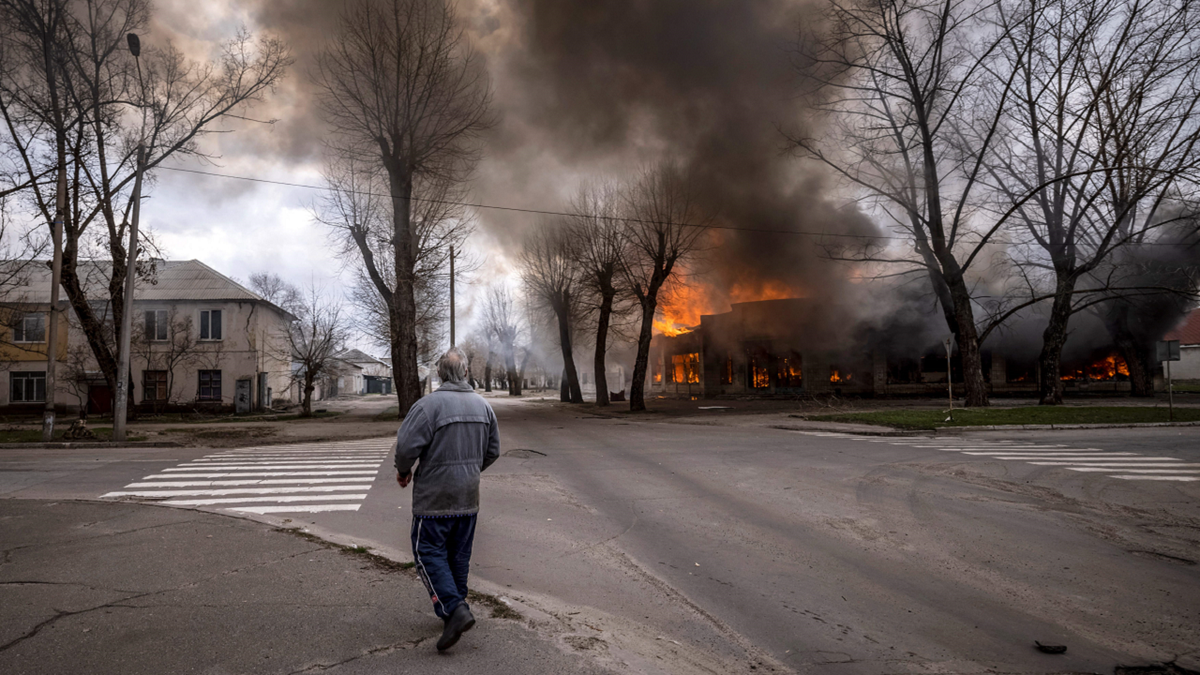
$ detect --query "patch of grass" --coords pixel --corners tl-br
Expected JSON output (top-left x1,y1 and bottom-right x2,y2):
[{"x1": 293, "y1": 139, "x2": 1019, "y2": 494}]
[
  {"x1": 1171, "y1": 382, "x2": 1200, "y2": 393},
  {"x1": 138, "y1": 410, "x2": 342, "y2": 424},
  {"x1": 805, "y1": 406, "x2": 1200, "y2": 430},
  {"x1": 374, "y1": 406, "x2": 400, "y2": 422},
  {"x1": 0, "y1": 426, "x2": 147, "y2": 443}
]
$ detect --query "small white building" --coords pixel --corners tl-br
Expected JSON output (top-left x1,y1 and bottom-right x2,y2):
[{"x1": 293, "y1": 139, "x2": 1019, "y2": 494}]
[
  {"x1": 1163, "y1": 308, "x2": 1200, "y2": 380},
  {"x1": 335, "y1": 348, "x2": 393, "y2": 394}
]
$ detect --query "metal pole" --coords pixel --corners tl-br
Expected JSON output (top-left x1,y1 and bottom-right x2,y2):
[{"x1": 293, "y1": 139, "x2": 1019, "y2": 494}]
[
  {"x1": 42, "y1": 170, "x2": 66, "y2": 441},
  {"x1": 1167, "y1": 358, "x2": 1174, "y2": 422},
  {"x1": 113, "y1": 143, "x2": 144, "y2": 442},
  {"x1": 449, "y1": 245, "x2": 455, "y2": 347},
  {"x1": 946, "y1": 338, "x2": 953, "y2": 421}
]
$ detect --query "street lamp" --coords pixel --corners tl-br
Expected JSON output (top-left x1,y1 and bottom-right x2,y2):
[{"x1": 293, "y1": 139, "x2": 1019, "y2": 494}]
[
  {"x1": 41, "y1": 170, "x2": 65, "y2": 441},
  {"x1": 113, "y1": 33, "x2": 146, "y2": 442}
]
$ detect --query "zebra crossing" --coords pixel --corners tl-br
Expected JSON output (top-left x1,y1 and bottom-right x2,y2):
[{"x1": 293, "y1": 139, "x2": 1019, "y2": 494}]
[
  {"x1": 101, "y1": 438, "x2": 395, "y2": 514},
  {"x1": 800, "y1": 432, "x2": 1199, "y2": 482}
]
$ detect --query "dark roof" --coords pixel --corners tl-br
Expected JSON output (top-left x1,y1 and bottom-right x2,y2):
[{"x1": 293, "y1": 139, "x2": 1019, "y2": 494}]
[
  {"x1": 1164, "y1": 308, "x2": 1200, "y2": 345},
  {"x1": 336, "y1": 349, "x2": 384, "y2": 365},
  {"x1": 2, "y1": 259, "x2": 293, "y2": 318}
]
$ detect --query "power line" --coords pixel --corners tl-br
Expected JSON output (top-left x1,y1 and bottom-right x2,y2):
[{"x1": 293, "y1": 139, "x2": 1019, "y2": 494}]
[
  {"x1": 159, "y1": 165, "x2": 894, "y2": 240},
  {"x1": 159, "y1": 165, "x2": 1200, "y2": 248}
]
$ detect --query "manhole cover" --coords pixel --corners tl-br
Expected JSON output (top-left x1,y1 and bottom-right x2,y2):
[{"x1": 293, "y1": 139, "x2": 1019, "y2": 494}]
[{"x1": 504, "y1": 448, "x2": 547, "y2": 459}]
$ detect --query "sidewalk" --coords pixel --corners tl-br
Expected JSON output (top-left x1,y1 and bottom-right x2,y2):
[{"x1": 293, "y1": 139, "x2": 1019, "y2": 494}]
[{"x1": 0, "y1": 499, "x2": 613, "y2": 675}]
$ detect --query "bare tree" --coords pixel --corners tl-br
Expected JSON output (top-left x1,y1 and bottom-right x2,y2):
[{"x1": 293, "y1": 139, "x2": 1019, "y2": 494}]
[
  {"x1": 248, "y1": 273, "x2": 302, "y2": 314},
  {"x1": 568, "y1": 180, "x2": 628, "y2": 406},
  {"x1": 276, "y1": 285, "x2": 351, "y2": 417},
  {"x1": 0, "y1": 0, "x2": 290, "y2": 400},
  {"x1": 481, "y1": 285, "x2": 521, "y2": 396},
  {"x1": 313, "y1": 0, "x2": 494, "y2": 417},
  {"x1": 792, "y1": 0, "x2": 1034, "y2": 406},
  {"x1": 621, "y1": 163, "x2": 708, "y2": 412},
  {"x1": 520, "y1": 223, "x2": 584, "y2": 403},
  {"x1": 979, "y1": 0, "x2": 1200, "y2": 404},
  {"x1": 131, "y1": 308, "x2": 201, "y2": 412}
]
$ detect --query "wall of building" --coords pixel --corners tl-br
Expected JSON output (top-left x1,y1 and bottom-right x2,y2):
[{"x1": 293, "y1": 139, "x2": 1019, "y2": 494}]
[
  {"x1": 1167, "y1": 344, "x2": 1200, "y2": 380},
  {"x1": 0, "y1": 299, "x2": 292, "y2": 413}
]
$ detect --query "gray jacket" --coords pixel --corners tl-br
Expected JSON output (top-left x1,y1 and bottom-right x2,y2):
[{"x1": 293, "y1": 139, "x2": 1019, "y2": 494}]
[{"x1": 394, "y1": 381, "x2": 500, "y2": 516}]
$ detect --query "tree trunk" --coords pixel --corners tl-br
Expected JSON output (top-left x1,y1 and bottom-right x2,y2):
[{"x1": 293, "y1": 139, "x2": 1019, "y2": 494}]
[
  {"x1": 504, "y1": 341, "x2": 520, "y2": 396},
  {"x1": 947, "y1": 276, "x2": 989, "y2": 407},
  {"x1": 387, "y1": 167, "x2": 423, "y2": 417},
  {"x1": 59, "y1": 251, "x2": 120, "y2": 394},
  {"x1": 560, "y1": 370, "x2": 569, "y2": 402},
  {"x1": 1110, "y1": 315, "x2": 1156, "y2": 397},
  {"x1": 484, "y1": 361, "x2": 492, "y2": 392},
  {"x1": 555, "y1": 296, "x2": 583, "y2": 403},
  {"x1": 593, "y1": 290, "x2": 614, "y2": 406},
  {"x1": 302, "y1": 376, "x2": 314, "y2": 418},
  {"x1": 629, "y1": 298, "x2": 657, "y2": 412},
  {"x1": 1037, "y1": 285, "x2": 1075, "y2": 405}
]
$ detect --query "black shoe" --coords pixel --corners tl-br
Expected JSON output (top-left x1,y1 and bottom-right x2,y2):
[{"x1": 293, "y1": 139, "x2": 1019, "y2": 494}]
[{"x1": 436, "y1": 603, "x2": 476, "y2": 652}]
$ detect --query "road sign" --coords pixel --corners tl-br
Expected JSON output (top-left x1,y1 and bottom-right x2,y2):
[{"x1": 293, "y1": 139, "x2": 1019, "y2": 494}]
[{"x1": 1156, "y1": 340, "x2": 1181, "y2": 362}]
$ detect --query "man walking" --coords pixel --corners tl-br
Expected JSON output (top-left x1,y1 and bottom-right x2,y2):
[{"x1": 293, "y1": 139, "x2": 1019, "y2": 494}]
[{"x1": 395, "y1": 347, "x2": 501, "y2": 651}]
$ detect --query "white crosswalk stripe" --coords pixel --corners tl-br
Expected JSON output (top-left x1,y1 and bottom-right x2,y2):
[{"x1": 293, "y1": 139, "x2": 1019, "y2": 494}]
[
  {"x1": 795, "y1": 431, "x2": 1197, "y2": 482},
  {"x1": 101, "y1": 437, "x2": 395, "y2": 512}
]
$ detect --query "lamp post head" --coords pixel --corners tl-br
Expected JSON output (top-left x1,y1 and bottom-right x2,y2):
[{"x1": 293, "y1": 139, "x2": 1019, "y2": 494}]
[{"x1": 127, "y1": 33, "x2": 140, "y2": 57}]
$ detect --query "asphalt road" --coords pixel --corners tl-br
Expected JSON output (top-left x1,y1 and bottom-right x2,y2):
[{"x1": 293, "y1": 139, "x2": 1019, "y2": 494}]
[{"x1": 3, "y1": 399, "x2": 1198, "y2": 674}]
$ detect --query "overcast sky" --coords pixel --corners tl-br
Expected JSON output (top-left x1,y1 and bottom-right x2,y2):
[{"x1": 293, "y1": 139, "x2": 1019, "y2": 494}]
[{"x1": 133, "y1": 0, "x2": 879, "y2": 355}]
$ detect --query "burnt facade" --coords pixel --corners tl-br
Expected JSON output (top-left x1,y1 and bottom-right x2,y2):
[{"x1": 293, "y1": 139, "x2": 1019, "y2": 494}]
[{"x1": 648, "y1": 298, "x2": 1140, "y2": 398}]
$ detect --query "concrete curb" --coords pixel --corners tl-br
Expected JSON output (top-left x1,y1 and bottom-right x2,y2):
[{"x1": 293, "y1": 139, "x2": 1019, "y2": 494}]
[
  {"x1": 780, "y1": 418, "x2": 1200, "y2": 435},
  {"x1": 0, "y1": 440, "x2": 184, "y2": 449},
  {"x1": 941, "y1": 420, "x2": 1200, "y2": 433},
  {"x1": 769, "y1": 423, "x2": 926, "y2": 437}
]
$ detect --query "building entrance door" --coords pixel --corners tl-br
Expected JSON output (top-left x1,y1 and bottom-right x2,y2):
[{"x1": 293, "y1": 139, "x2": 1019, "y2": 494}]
[
  {"x1": 87, "y1": 385, "x2": 112, "y2": 415},
  {"x1": 235, "y1": 379, "x2": 251, "y2": 413}
]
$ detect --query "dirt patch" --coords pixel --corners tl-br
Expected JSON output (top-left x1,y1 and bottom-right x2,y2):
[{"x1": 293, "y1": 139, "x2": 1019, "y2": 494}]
[
  {"x1": 190, "y1": 427, "x2": 277, "y2": 440},
  {"x1": 564, "y1": 635, "x2": 608, "y2": 651}
]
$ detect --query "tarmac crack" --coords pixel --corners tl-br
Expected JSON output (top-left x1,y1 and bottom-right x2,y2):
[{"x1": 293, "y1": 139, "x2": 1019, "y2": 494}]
[
  {"x1": 0, "y1": 589, "x2": 159, "y2": 653},
  {"x1": 0, "y1": 580, "x2": 143, "y2": 594},
  {"x1": 283, "y1": 637, "x2": 431, "y2": 674}
]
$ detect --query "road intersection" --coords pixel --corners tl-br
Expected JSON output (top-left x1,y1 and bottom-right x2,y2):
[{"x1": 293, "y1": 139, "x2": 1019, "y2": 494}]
[{"x1": 3, "y1": 398, "x2": 1198, "y2": 674}]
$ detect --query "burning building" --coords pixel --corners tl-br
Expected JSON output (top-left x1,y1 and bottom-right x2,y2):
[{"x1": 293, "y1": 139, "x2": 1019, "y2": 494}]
[{"x1": 648, "y1": 297, "x2": 1144, "y2": 398}]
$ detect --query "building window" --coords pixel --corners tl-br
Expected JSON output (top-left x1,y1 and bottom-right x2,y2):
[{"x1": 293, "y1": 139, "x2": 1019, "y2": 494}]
[
  {"x1": 749, "y1": 357, "x2": 770, "y2": 388},
  {"x1": 200, "y1": 310, "x2": 222, "y2": 340},
  {"x1": 777, "y1": 355, "x2": 803, "y2": 388},
  {"x1": 829, "y1": 366, "x2": 852, "y2": 384},
  {"x1": 13, "y1": 313, "x2": 46, "y2": 343},
  {"x1": 198, "y1": 370, "x2": 222, "y2": 401},
  {"x1": 653, "y1": 360, "x2": 662, "y2": 383},
  {"x1": 720, "y1": 355, "x2": 733, "y2": 385},
  {"x1": 144, "y1": 310, "x2": 168, "y2": 341},
  {"x1": 11, "y1": 371, "x2": 46, "y2": 402},
  {"x1": 143, "y1": 370, "x2": 168, "y2": 402},
  {"x1": 669, "y1": 353, "x2": 700, "y2": 384}
]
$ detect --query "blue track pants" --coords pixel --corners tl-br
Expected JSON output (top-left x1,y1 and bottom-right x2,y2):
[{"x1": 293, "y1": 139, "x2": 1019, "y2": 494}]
[{"x1": 410, "y1": 514, "x2": 477, "y2": 620}]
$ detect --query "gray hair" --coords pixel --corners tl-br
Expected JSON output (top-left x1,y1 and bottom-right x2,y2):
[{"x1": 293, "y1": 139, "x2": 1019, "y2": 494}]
[{"x1": 437, "y1": 347, "x2": 469, "y2": 383}]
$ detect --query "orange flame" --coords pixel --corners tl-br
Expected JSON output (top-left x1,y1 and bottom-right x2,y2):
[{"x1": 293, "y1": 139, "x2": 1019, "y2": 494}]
[
  {"x1": 1060, "y1": 355, "x2": 1130, "y2": 382},
  {"x1": 655, "y1": 279, "x2": 805, "y2": 336},
  {"x1": 830, "y1": 368, "x2": 852, "y2": 383}
]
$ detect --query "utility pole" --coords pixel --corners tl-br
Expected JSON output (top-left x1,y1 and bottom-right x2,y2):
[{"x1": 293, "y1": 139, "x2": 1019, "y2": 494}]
[
  {"x1": 945, "y1": 337, "x2": 953, "y2": 422},
  {"x1": 113, "y1": 33, "x2": 144, "y2": 443},
  {"x1": 42, "y1": 170, "x2": 65, "y2": 441},
  {"x1": 449, "y1": 245, "x2": 455, "y2": 346}
]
